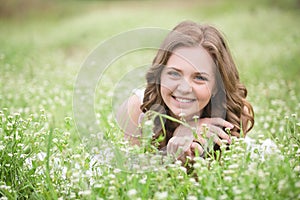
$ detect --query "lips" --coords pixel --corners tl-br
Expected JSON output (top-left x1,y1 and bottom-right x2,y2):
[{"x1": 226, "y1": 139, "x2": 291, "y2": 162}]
[{"x1": 172, "y1": 95, "x2": 196, "y2": 103}]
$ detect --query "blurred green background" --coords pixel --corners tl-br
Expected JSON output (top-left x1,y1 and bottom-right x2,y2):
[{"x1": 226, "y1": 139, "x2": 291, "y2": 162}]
[{"x1": 1, "y1": 0, "x2": 299, "y2": 134}]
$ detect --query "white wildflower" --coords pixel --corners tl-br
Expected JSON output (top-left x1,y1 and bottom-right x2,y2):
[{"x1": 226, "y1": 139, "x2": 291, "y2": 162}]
[
  {"x1": 127, "y1": 189, "x2": 137, "y2": 197},
  {"x1": 223, "y1": 169, "x2": 234, "y2": 175},
  {"x1": 187, "y1": 195, "x2": 197, "y2": 200},
  {"x1": 193, "y1": 156, "x2": 205, "y2": 163},
  {"x1": 107, "y1": 174, "x2": 116, "y2": 179},
  {"x1": 144, "y1": 120, "x2": 153, "y2": 126},
  {"x1": 219, "y1": 194, "x2": 228, "y2": 200},
  {"x1": 73, "y1": 154, "x2": 81, "y2": 159},
  {"x1": 78, "y1": 190, "x2": 91, "y2": 196},
  {"x1": 139, "y1": 176, "x2": 147, "y2": 185},
  {"x1": 228, "y1": 164, "x2": 239, "y2": 170},
  {"x1": 179, "y1": 166, "x2": 187, "y2": 173},
  {"x1": 61, "y1": 166, "x2": 67, "y2": 179},
  {"x1": 225, "y1": 127, "x2": 231, "y2": 133},
  {"x1": 192, "y1": 115, "x2": 199, "y2": 119},
  {"x1": 37, "y1": 152, "x2": 46, "y2": 161},
  {"x1": 64, "y1": 132, "x2": 70, "y2": 137},
  {"x1": 13, "y1": 112, "x2": 20, "y2": 118},
  {"x1": 93, "y1": 183, "x2": 103, "y2": 189},
  {"x1": 224, "y1": 176, "x2": 232, "y2": 182},
  {"x1": 174, "y1": 160, "x2": 182, "y2": 166},
  {"x1": 294, "y1": 165, "x2": 300, "y2": 172},
  {"x1": 189, "y1": 178, "x2": 196, "y2": 184},
  {"x1": 25, "y1": 157, "x2": 33, "y2": 169},
  {"x1": 193, "y1": 163, "x2": 201, "y2": 169},
  {"x1": 154, "y1": 191, "x2": 168, "y2": 199},
  {"x1": 179, "y1": 112, "x2": 186, "y2": 118},
  {"x1": 113, "y1": 168, "x2": 121, "y2": 174},
  {"x1": 17, "y1": 143, "x2": 24, "y2": 148},
  {"x1": 232, "y1": 186, "x2": 242, "y2": 195},
  {"x1": 278, "y1": 179, "x2": 286, "y2": 191}
]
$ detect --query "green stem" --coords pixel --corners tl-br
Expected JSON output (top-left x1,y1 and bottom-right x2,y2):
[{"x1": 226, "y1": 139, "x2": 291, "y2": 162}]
[{"x1": 45, "y1": 126, "x2": 57, "y2": 199}]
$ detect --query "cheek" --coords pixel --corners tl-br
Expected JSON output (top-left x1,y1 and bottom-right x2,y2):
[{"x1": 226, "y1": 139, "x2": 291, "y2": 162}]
[
  {"x1": 195, "y1": 84, "x2": 213, "y2": 101},
  {"x1": 160, "y1": 84, "x2": 173, "y2": 100},
  {"x1": 160, "y1": 78, "x2": 177, "y2": 92},
  {"x1": 160, "y1": 85, "x2": 167, "y2": 98},
  {"x1": 160, "y1": 83, "x2": 169, "y2": 101}
]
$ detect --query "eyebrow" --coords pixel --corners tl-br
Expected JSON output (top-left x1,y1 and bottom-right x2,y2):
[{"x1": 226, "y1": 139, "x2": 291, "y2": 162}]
[{"x1": 167, "y1": 66, "x2": 210, "y2": 76}]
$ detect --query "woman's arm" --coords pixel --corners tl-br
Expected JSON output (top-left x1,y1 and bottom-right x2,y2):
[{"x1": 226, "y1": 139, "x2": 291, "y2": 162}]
[{"x1": 116, "y1": 95, "x2": 143, "y2": 145}]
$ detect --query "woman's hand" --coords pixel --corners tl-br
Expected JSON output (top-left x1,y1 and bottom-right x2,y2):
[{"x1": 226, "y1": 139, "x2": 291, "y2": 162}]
[
  {"x1": 195, "y1": 117, "x2": 234, "y2": 146},
  {"x1": 167, "y1": 130, "x2": 204, "y2": 164},
  {"x1": 166, "y1": 118, "x2": 234, "y2": 163}
]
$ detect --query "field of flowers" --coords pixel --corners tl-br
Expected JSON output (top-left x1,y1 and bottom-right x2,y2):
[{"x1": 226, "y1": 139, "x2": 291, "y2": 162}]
[{"x1": 0, "y1": 0, "x2": 299, "y2": 199}]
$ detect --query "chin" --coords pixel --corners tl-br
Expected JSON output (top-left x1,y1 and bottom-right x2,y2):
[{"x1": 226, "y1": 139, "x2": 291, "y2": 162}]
[{"x1": 170, "y1": 109, "x2": 196, "y2": 120}]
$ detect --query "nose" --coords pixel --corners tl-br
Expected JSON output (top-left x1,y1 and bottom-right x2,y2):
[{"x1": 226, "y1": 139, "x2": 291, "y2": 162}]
[{"x1": 177, "y1": 78, "x2": 192, "y2": 94}]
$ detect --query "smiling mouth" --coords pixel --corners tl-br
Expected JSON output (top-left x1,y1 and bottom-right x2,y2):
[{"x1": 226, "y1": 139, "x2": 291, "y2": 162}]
[{"x1": 172, "y1": 95, "x2": 196, "y2": 103}]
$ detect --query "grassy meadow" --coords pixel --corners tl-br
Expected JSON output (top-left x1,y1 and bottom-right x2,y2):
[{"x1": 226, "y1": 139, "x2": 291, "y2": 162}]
[{"x1": 0, "y1": 0, "x2": 300, "y2": 199}]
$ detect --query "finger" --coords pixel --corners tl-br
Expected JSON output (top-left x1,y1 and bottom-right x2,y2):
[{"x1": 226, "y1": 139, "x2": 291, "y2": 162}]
[
  {"x1": 167, "y1": 136, "x2": 192, "y2": 156},
  {"x1": 176, "y1": 146, "x2": 193, "y2": 164},
  {"x1": 204, "y1": 130, "x2": 222, "y2": 146},
  {"x1": 205, "y1": 133, "x2": 222, "y2": 147},
  {"x1": 212, "y1": 125, "x2": 230, "y2": 141},
  {"x1": 169, "y1": 135, "x2": 193, "y2": 153},
  {"x1": 180, "y1": 135, "x2": 194, "y2": 150},
  {"x1": 199, "y1": 125, "x2": 221, "y2": 146},
  {"x1": 206, "y1": 125, "x2": 230, "y2": 145},
  {"x1": 167, "y1": 138, "x2": 178, "y2": 155},
  {"x1": 231, "y1": 131, "x2": 240, "y2": 137},
  {"x1": 194, "y1": 135, "x2": 206, "y2": 146},
  {"x1": 213, "y1": 135, "x2": 222, "y2": 146},
  {"x1": 177, "y1": 154, "x2": 186, "y2": 164},
  {"x1": 200, "y1": 118, "x2": 234, "y2": 129},
  {"x1": 184, "y1": 148, "x2": 193, "y2": 158},
  {"x1": 212, "y1": 118, "x2": 234, "y2": 129},
  {"x1": 190, "y1": 142, "x2": 204, "y2": 157}
]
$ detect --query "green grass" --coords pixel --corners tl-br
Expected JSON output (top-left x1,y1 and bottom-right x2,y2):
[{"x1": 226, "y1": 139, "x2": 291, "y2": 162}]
[{"x1": 0, "y1": 0, "x2": 300, "y2": 199}]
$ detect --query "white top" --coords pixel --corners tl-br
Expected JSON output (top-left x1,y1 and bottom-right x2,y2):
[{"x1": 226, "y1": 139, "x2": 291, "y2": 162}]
[{"x1": 132, "y1": 88, "x2": 145, "y2": 104}]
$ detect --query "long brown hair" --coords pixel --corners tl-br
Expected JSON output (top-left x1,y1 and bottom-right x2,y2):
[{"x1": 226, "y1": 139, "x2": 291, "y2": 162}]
[{"x1": 140, "y1": 21, "x2": 254, "y2": 149}]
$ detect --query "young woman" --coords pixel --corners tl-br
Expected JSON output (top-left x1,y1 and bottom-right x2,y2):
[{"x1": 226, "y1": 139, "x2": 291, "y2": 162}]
[{"x1": 117, "y1": 20, "x2": 254, "y2": 163}]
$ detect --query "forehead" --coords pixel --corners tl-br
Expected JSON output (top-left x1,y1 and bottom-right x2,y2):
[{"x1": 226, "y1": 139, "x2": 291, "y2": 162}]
[{"x1": 166, "y1": 46, "x2": 216, "y2": 74}]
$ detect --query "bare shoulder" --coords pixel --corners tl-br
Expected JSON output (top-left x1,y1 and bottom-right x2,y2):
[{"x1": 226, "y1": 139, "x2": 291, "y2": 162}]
[{"x1": 116, "y1": 94, "x2": 143, "y2": 141}]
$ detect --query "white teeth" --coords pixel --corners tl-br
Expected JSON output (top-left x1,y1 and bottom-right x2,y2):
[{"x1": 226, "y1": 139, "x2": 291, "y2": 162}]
[{"x1": 175, "y1": 97, "x2": 193, "y2": 103}]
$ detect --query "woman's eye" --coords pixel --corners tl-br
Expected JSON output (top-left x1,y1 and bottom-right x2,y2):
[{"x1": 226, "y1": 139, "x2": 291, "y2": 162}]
[
  {"x1": 167, "y1": 71, "x2": 180, "y2": 78},
  {"x1": 195, "y1": 75, "x2": 208, "y2": 81}
]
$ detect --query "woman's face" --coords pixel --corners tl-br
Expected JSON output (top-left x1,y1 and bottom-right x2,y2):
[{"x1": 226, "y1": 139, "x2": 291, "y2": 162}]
[{"x1": 160, "y1": 46, "x2": 216, "y2": 120}]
